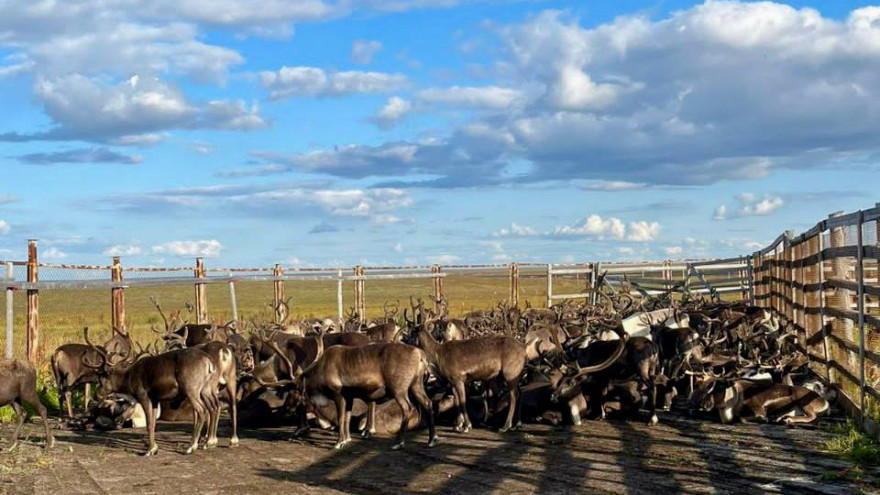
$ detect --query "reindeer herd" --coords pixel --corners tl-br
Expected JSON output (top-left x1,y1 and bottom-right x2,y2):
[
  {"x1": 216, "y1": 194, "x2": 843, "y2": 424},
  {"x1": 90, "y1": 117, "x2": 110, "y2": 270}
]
[{"x1": 0, "y1": 284, "x2": 836, "y2": 458}]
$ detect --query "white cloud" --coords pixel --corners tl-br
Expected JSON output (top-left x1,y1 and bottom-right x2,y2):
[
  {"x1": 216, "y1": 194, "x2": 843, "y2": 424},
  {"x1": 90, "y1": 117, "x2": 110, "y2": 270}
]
[
  {"x1": 554, "y1": 215, "x2": 626, "y2": 240},
  {"x1": 286, "y1": 256, "x2": 302, "y2": 266},
  {"x1": 663, "y1": 246, "x2": 683, "y2": 256},
  {"x1": 626, "y1": 221, "x2": 661, "y2": 242},
  {"x1": 351, "y1": 40, "x2": 383, "y2": 64},
  {"x1": 103, "y1": 244, "x2": 143, "y2": 256},
  {"x1": 152, "y1": 240, "x2": 223, "y2": 258},
  {"x1": 0, "y1": 220, "x2": 9, "y2": 235},
  {"x1": 715, "y1": 194, "x2": 784, "y2": 220},
  {"x1": 580, "y1": 180, "x2": 648, "y2": 191},
  {"x1": 42, "y1": 247, "x2": 68, "y2": 260},
  {"x1": 393, "y1": 242, "x2": 403, "y2": 253},
  {"x1": 372, "y1": 96, "x2": 413, "y2": 129},
  {"x1": 259, "y1": 66, "x2": 407, "y2": 100},
  {"x1": 417, "y1": 86, "x2": 523, "y2": 109},
  {"x1": 494, "y1": 222, "x2": 537, "y2": 237},
  {"x1": 4, "y1": 74, "x2": 267, "y2": 143}
]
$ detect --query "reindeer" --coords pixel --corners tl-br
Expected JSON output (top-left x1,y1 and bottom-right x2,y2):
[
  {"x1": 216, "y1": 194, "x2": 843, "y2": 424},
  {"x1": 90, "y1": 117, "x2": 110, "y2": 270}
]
[
  {"x1": 52, "y1": 326, "x2": 132, "y2": 418},
  {"x1": 84, "y1": 328, "x2": 221, "y2": 456},
  {"x1": 690, "y1": 376, "x2": 830, "y2": 424},
  {"x1": 261, "y1": 330, "x2": 438, "y2": 450},
  {"x1": 0, "y1": 358, "x2": 54, "y2": 450},
  {"x1": 408, "y1": 300, "x2": 527, "y2": 433}
]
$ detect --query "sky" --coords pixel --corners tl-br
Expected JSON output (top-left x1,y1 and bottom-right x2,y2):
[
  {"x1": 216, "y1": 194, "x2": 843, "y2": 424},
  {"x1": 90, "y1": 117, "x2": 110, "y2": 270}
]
[{"x1": 0, "y1": 0, "x2": 877, "y2": 268}]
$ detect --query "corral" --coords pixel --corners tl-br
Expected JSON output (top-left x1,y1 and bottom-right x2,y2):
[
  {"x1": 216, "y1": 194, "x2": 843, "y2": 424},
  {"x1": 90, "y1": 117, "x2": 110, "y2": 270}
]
[{"x1": 1, "y1": 205, "x2": 880, "y2": 495}]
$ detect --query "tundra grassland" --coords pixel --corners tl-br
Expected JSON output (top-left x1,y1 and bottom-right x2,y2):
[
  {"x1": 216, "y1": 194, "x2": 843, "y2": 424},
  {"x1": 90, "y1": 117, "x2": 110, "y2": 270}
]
[{"x1": 0, "y1": 269, "x2": 589, "y2": 361}]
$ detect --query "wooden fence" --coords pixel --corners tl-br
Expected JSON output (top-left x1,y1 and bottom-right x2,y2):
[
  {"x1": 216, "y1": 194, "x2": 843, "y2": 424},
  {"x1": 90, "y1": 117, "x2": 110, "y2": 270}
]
[{"x1": 750, "y1": 204, "x2": 880, "y2": 437}]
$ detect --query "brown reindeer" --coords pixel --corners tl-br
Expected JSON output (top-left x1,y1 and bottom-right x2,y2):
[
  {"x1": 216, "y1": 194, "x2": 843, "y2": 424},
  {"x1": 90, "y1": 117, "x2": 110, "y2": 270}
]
[{"x1": 0, "y1": 358, "x2": 54, "y2": 450}]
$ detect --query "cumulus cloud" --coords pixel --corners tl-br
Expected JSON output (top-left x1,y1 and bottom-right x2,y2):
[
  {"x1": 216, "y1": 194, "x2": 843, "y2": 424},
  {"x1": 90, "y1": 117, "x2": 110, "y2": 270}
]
[
  {"x1": 351, "y1": 40, "x2": 383, "y2": 64},
  {"x1": 245, "y1": 4, "x2": 880, "y2": 188},
  {"x1": 663, "y1": 246, "x2": 683, "y2": 256},
  {"x1": 554, "y1": 215, "x2": 626, "y2": 240},
  {"x1": 1, "y1": 75, "x2": 267, "y2": 144},
  {"x1": 0, "y1": 220, "x2": 9, "y2": 235},
  {"x1": 42, "y1": 247, "x2": 68, "y2": 260},
  {"x1": 714, "y1": 193, "x2": 784, "y2": 220},
  {"x1": 580, "y1": 181, "x2": 648, "y2": 191},
  {"x1": 372, "y1": 97, "x2": 413, "y2": 129},
  {"x1": 626, "y1": 221, "x2": 661, "y2": 242},
  {"x1": 152, "y1": 240, "x2": 223, "y2": 258},
  {"x1": 426, "y1": 254, "x2": 461, "y2": 264},
  {"x1": 259, "y1": 66, "x2": 407, "y2": 100},
  {"x1": 103, "y1": 244, "x2": 143, "y2": 256},
  {"x1": 493, "y1": 222, "x2": 537, "y2": 237}
]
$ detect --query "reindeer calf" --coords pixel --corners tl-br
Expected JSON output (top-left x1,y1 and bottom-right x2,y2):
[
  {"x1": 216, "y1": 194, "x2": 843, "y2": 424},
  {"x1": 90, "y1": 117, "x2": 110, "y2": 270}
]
[{"x1": 0, "y1": 358, "x2": 54, "y2": 450}]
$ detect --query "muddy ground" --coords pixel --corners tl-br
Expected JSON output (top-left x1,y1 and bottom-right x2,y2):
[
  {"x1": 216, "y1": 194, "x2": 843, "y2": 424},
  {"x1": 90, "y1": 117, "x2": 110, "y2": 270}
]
[{"x1": 0, "y1": 414, "x2": 875, "y2": 495}]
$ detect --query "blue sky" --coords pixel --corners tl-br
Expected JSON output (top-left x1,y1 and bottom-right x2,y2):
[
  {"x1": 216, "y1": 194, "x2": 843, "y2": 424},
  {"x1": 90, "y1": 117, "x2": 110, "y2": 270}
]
[{"x1": 0, "y1": 0, "x2": 876, "y2": 268}]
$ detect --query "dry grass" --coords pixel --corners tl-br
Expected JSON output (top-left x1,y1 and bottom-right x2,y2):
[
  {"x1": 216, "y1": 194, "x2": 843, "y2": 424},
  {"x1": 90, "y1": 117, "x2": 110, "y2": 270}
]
[{"x1": 0, "y1": 270, "x2": 590, "y2": 361}]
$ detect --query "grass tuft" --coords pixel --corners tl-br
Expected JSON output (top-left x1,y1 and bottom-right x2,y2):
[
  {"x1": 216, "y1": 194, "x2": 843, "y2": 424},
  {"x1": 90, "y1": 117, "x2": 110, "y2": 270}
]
[{"x1": 826, "y1": 421, "x2": 880, "y2": 466}]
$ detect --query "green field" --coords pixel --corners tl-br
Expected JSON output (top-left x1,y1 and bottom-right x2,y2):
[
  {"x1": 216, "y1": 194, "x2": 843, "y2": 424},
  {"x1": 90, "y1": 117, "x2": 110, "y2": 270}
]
[{"x1": 0, "y1": 270, "x2": 592, "y2": 361}]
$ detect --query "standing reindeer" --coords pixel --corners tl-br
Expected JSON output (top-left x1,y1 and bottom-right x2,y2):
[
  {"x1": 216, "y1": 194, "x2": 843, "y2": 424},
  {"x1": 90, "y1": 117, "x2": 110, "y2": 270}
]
[
  {"x1": 84, "y1": 328, "x2": 221, "y2": 456},
  {"x1": 0, "y1": 358, "x2": 54, "y2": 450}
]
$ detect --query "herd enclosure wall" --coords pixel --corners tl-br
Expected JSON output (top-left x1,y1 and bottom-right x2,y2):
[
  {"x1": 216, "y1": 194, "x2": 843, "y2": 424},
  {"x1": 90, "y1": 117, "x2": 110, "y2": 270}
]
[
  {"x1": 750, "y1": 204, "x2": 880, "y2": 438},
  {"x1": 0, "y1": 249, "x2": 747, "y2": 364},
  {"x1": 3, "y1": 203, "x2": 880, "y2": 436}
]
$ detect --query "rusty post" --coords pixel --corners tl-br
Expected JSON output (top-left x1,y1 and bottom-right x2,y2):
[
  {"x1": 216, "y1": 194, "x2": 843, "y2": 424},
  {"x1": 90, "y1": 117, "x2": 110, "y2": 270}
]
[
  {"x1": 546, "y1": 263, "x2": 553, "y2": 308},
  {"x1": 509, "y1": 263, "x2": 519, "y2": 307},
  {"x1": 273, "y1": 263, "x2": 285, "y2": 323},
  {"x1": 353, "y1": 266, "x2": 366, "y2": 323},
  {"x1": 432, "y1": 265, "x2": 443, "y2": 310},
  {"x1": 26, "y1": 240, "x2": 38, "y2": 364},
  {"x1": 5, "y1": 262, "x2": 13, "y2": 359},
  {"x1": 111, "y1": 256, "x2": 125, "y2": 333},
  {"x1": 194, "y1": 257, "x2": 208, "y2": 324}
]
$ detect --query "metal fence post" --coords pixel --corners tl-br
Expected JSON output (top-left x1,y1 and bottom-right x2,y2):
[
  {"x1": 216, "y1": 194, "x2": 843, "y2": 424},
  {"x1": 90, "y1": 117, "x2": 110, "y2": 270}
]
[
  {"x1": 228, "y1": 273, "x2": 238, "y2": 324},
  {"x1": 111, "y1": 256, "x2": 125, "y2": 332},
  {"x1": 546, "y1": 263, "x2": 553, "y2": 308},
  {"x1": 856, "y1": 211, "x2": 866, "y2": 412},
  {"x1": 194, "y1": 257, "x2": 208, "y2": 324},
  {"x1": 5, "y1": 261, "x2": 12, "y2": 359},
  {"x1": 337, "y1": 268, "x2": 344, "y2": 319},
  {"x1": 26, "y1": 239, "x2": 38, "y2": 364}
]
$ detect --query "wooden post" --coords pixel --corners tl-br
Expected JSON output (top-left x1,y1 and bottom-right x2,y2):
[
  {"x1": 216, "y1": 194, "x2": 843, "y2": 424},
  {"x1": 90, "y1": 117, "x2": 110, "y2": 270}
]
[
  {"x1": 111, "y1": 256, "x2": 125, "y2": 332},
  {"x1": 746, "y1": 254, "x2": 755, "y2": 305},
  {"x1": 432, "y1": 265, "x2": 443, "y2": 309},
  {"x1": 856, "y1": 211, "x2": 866, "y2": 412},
  {"x1": 26, "y1": 240, "x2": 38, "y2": 364},
  {"x1": 546, "y1": 263, "x2": 553, "y2": 308},
  {"x1": 194, "y1": 257, "x2": 208, "y2": 324},
  {"x1": 509, "y1": 263, "x2": 519, "y2": 307},
  {"x1": 337, "y1": 268, "x2": 344, "y2": 319},
  {"x1": 5, "y1": 262, "x2": 13, "y2": 359},
  {"x1": 273, "y1": 263, "x2": 284, "y2": 323},
  {"x1": 817, "y1": 228, "x2": 833, "y2": 383},
  {"x1": 353, "y1": 266, "x2": 366, "y2": 323},
  {"x1": 828, "y1": 212, "x2": 853, "y2": 389}
]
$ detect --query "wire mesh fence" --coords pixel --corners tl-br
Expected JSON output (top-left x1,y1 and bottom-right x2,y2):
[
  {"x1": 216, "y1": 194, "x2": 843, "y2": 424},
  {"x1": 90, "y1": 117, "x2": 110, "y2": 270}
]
[
  {"x1": 750, "y1": 204, "x2": 880, "y2": 438},
  {"x1": 1, "y1": 245, "x2": 752, "y2": 364}
]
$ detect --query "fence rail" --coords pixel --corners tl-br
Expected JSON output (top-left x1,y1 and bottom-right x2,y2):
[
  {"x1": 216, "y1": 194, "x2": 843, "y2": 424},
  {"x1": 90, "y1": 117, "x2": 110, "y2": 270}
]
[{"x1": 749, "y1": 203, "x2": 880, "y2": 439}]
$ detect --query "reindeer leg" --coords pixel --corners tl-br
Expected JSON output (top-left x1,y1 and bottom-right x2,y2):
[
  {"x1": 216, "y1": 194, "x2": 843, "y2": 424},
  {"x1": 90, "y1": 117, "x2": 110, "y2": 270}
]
[
  {"x1": 186, "y1": 396, "x2": 206, "y2": 455},
  {"x1": 333, "y1": 395, "x2": 348, "y2": 450},
  {"x1": 7, "y1": 401, "x2": 24, "y2": 451},
  {"x1": 227, "y1": 380, "x2": 239, "y2": 447},
  {"x1": 22, "y1": 384, "x2": 54, "y2": 449},
  {"x1": 65, "y1": 389, "x2": 73, "y2": 419},
  {"x1": 411, "y1": 378, "x2": 438, "y2": 447},
  {"x1": 362, "y1": 401, "x2": 376, "y2": 439},
  {"x1": 140, "y1": 397, "x2": 158, "y2": 456},
  {"x1": 500, "y1": 379, "x2": 518, "y2": 433},
  {"x1": 84, "y1": 382, "x2": 91, "y2": 412},
  {"x1": 450, "y1": 384, "x2": 465, "y2": 432},
  {"x1": 454, "y1": 381, "x2": 471, "y2": 432},
  {"x1": 392, "y1": 394, "x2": 411, "y2": 450}
]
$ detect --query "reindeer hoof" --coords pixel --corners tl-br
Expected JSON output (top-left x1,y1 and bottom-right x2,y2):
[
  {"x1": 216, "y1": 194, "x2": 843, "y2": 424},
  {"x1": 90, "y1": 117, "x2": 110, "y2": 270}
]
[
  {"x1": 649, "y1": 415, "x2": 659, "y2": 426},
  {"x1": 292, "y1": 427, "x2": 311, "y2": 439},
  {"x1": 361, "y1": 430, "x2": 373, "y2": 439},
  {"x1": 428, "y1": 436, "x2": 439, "y2": 448},
  {"x1": 230, "y1": 436, "x2": 240, "y2": 447},
  {"x1": 205, "y1": 439, "x2": 218, "y2": 450},
  {"x1": 144, "y1": 445, "x2": 159, "y2": 456},
  {"x1": 333, "y1": 440, "x2": 351, "y2": 450},
  {"x1": 184, "y1": 446, "x2": 197, "y2": 455},
  {"x1": 391, "y1": 441, "x2": 405, "y2": 450}
]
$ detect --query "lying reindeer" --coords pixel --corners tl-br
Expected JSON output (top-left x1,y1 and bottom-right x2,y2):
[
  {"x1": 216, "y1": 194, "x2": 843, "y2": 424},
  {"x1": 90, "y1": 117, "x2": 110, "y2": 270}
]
[{"x1": 691, "y1": 376, "x2": 830, "y2": 424}]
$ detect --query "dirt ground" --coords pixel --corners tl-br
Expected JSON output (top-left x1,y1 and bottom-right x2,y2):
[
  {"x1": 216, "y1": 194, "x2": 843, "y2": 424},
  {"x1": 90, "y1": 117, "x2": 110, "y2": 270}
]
[{"x1": 0, "y1": 413, "x2": 875, "y2": 495}]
